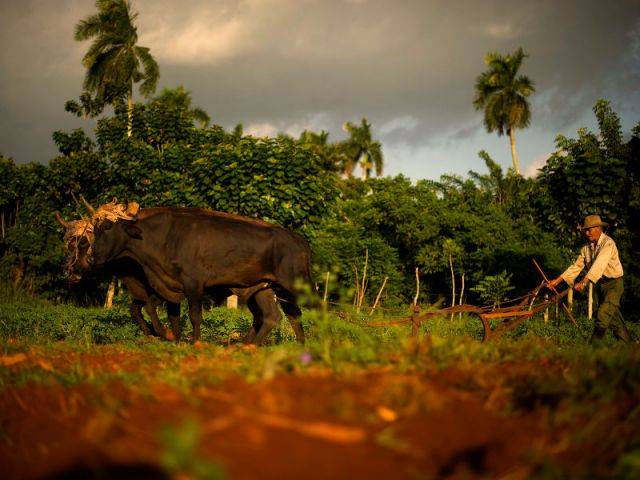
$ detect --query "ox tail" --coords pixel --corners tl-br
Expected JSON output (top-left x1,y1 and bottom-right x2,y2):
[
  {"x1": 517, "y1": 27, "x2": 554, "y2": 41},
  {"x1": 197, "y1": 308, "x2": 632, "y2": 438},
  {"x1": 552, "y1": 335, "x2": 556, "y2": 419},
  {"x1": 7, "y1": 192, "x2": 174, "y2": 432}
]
[{"x1": 273, "y1": 233, "x2": 319, "y2": 311}]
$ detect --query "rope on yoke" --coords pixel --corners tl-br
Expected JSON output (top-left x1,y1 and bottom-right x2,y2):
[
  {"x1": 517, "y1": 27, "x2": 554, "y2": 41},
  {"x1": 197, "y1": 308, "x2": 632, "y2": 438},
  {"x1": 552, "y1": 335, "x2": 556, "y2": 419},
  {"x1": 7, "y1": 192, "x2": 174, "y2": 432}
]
[{"x1": 62, "y1": 201, "x2": 141, "y2": 271}]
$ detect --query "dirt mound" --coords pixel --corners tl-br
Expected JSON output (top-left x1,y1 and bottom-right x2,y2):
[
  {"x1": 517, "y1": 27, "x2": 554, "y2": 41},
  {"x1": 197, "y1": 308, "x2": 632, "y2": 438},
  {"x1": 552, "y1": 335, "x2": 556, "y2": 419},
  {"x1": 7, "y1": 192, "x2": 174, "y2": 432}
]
[{"x1": 1, "y1": 349, "x2": 636, "y2": 479}]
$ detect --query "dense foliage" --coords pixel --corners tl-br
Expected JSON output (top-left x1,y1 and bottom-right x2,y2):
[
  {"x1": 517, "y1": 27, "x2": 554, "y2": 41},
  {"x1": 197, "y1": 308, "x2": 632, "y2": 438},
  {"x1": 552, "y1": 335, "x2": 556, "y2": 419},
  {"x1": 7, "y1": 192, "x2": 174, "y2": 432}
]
[
  {"x1": 1, "y1": 98, "x2": 639, "y2": 315},
  {"x1": 0, "y1": 100, "x2": 339, "y2": 300},
  {"x1": 537, "y1": 100, "x2": 640, "y2": 308}
]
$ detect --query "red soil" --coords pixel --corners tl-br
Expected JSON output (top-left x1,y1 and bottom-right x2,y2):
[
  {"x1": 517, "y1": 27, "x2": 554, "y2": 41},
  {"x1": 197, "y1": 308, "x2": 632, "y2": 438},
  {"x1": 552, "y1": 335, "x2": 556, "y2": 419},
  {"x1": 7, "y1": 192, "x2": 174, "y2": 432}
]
[{"x1": 0, "y1": 349, "x2": 632, "y2": 479}]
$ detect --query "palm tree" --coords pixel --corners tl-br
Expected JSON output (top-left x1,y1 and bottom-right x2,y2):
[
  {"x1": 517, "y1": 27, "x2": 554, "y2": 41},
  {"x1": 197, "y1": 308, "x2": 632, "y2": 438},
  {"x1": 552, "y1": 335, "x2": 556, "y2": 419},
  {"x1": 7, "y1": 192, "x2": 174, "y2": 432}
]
[
  {"x1": 298, "y1": 130, "x2": 345, "y2": 173},
  {"x1": 75, "y1": 0, "x2": 159, "y2": 137},
  {"x1": 153, "y1": 86, "x2": 210, "y2": 128},
  {"x1": 473, "y1": 48, "x2": 535, "y2": 175},
  {"x1": 342, "y1": 118, "x2": 383, "y2": 179},
  {"x1": 299, "y1": 129, "x2": 330, "y2": 146},
  {"x1": 230, "y1": 123, "x2": 244, "y2": 143}
]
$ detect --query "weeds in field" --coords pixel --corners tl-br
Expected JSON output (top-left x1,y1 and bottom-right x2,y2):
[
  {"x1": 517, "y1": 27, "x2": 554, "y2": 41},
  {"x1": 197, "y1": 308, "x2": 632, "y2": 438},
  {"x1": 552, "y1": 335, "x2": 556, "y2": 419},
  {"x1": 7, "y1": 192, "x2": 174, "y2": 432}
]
[
  {"x1": 159, "y1": 419, "x2": 226, "y2": 480},
  {"x1": 1, "y1": 292, "x2": 639, "y2": 479},
  {"x1": 2, "y1": 293, "x2": 639, "y2": 390}
]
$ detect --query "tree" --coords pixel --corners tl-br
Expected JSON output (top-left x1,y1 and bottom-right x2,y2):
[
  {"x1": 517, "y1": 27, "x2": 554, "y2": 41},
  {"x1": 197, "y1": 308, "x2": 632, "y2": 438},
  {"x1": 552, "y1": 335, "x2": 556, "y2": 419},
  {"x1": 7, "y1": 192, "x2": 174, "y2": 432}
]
[
  {"x1": 473, "y1": 48, "x2": 535, "y2": 175},
  {"x1": 471, "y1": 271, "x2": 514, "y2": 309},
  {"x1": 298, "y1": 130, "x2": 346, "y2": 173},
  {"x1": 536, "y1": 100, "x2": 640, "y2": 309},
  {"x1": 153, "y1": 86, "x2": 210, "y2": 128},
  {"x1": 468, "y1": 150, "x2": 533, "y2": 213},
  {"x1": 75, "y1": 0, "x2": 159, "y2": 136},
  {"x1": 537, "y1": 100, "x2": 630, "y2": 236},
  {"x1": 64, "y1": 91, "x2": 106, "y2": 119},
  {"x1": 341, "y1": 118, "x2": 384, "y2": 179}
]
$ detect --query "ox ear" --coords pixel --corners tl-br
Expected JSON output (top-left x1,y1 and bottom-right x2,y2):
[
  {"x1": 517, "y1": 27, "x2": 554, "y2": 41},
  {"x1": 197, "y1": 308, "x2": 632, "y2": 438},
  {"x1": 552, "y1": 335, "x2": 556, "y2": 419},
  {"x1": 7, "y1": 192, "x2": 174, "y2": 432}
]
[{"x1": 124, "y1": 223, "x2": 143, "y2": 240}]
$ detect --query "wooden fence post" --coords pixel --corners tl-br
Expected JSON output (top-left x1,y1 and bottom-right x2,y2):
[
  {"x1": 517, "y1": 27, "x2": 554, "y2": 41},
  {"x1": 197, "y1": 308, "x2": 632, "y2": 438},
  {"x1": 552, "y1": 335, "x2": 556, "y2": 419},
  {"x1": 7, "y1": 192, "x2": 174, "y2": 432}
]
[
  {"x1": 458, "y1": 272, "x2": 465, "y2": 320},
  {"x1": 227, "y1": 295, "x2": 238, "y2": 309},
  {"x1": 449, "y1": 254, "x2": 455, "y2": 321},
  {"x1": 588, "y1": 283, "x2": 593, "y2": 320},
  {"x1": 544, "y1": 293, "x2": 549, "y2": 323},
  {"x1": 104, "y1": 277, "x2": 117, "y2": 309},
  {"x1": 323, "y1": 271, "x2": 330, "y2": 304},
  {"x1": 369, "y1": 276, "x2": 388, "y2": 315},
  {"x1": 411, "y1": 306, "x2": 420, "y2": 337}
]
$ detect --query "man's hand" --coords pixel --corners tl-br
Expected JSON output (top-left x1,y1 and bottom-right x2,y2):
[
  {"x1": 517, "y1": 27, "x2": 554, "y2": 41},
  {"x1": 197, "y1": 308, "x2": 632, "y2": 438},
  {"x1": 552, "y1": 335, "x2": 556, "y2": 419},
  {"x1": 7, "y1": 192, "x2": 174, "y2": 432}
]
[{"x1": 574, "y1": 279, "x2": 589, "y2": 292}]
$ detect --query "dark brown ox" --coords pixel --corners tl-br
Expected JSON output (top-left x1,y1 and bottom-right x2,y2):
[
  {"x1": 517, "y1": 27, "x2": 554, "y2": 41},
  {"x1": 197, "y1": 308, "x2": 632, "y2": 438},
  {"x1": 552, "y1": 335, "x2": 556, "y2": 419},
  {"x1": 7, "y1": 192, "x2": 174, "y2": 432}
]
[
  {"x1": 56, "y1": 211, "x2": 180, "y2": 339},
  {"x1": 57, "y1": 209, "x2": 289, "y2": 343},
  {"x1": 66, "y1": 207, "x2": 310, "y2": 344}
]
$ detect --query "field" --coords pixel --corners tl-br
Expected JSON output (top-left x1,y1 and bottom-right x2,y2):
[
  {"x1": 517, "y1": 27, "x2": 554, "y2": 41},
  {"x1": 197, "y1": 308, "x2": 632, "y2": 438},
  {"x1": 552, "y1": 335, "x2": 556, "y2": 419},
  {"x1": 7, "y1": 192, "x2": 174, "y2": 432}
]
[{"x1": 1, "y1": 293, "x2": 639, "y2": 479}]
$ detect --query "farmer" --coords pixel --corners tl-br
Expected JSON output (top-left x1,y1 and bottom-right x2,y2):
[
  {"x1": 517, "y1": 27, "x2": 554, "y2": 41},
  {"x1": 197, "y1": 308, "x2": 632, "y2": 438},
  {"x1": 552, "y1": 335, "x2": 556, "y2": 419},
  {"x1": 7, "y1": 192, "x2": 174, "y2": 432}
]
[{"x1": 548, "y1": 214, "x2": 630, "y2": 342}]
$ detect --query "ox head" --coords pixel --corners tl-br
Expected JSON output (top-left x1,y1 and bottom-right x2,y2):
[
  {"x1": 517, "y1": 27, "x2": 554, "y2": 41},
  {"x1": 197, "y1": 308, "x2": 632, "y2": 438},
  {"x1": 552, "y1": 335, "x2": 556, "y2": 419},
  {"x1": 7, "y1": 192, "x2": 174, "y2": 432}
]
[
  {"x1": 92, "y1": 218, "x2": 143, "y2": 267},
  {"x1": 55, "y1": 211, "x2": 94, "y2": 283}
]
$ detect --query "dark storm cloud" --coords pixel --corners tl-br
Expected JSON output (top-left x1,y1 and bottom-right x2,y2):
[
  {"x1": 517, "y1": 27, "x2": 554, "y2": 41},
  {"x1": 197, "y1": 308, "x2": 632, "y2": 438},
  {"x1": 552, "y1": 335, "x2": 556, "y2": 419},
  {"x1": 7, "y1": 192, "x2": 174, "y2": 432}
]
[{"x1": 1, "y1": 0, "x2": 639, "y2": 167}]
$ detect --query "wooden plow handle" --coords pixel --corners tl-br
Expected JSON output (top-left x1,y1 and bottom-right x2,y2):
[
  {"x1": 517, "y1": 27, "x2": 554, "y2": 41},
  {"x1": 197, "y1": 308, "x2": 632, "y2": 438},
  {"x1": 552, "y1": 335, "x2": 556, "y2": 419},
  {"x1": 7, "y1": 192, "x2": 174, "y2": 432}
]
[{"x1": 532, "y1": 258, "x2": 585, "y2": 338}]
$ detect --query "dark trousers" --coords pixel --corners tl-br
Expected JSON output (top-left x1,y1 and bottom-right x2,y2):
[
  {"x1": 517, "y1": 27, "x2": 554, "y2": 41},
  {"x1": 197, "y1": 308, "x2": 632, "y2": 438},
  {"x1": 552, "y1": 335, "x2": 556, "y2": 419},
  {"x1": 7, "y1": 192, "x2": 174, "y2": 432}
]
[{"x1": 591, "y1": 276, "x2": 630, "y2": 342}]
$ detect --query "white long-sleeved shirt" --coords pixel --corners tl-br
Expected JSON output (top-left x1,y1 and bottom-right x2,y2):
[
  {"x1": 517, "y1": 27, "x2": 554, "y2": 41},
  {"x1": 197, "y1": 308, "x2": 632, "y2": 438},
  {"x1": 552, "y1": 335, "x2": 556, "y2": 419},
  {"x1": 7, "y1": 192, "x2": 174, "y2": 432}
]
[{"x1": 561, "y1": 233, "x2": 624, "y2": 285}]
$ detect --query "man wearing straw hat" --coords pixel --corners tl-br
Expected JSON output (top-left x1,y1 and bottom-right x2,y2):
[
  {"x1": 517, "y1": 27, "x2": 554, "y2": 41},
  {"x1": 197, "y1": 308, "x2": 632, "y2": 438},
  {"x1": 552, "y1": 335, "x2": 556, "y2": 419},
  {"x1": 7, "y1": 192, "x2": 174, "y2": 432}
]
[{"x1": 548, "y1": 214, "x2": 630, "y2": 342}]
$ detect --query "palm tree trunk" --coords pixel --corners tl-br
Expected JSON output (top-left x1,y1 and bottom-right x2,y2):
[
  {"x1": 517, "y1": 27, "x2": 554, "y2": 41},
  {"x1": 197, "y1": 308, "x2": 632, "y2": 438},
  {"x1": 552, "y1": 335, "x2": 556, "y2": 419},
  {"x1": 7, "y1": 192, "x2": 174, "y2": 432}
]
[
  {"x1": 127, "y1": 91, "x2": 133, "y2": 138},
  {"x1": 360, "y1": 153, "x2": 369, "y2": 180},
  {"x1": 508, "y1": 128, "x2": 521, "y2": 175}
]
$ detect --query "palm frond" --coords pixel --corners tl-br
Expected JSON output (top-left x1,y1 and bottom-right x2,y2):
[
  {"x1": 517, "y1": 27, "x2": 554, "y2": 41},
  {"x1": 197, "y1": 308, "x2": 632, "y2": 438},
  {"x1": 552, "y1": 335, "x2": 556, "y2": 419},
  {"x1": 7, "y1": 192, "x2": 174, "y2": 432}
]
[
  {"x1": 74, "y1": 14, "x2": 104, "y2": 41},
  {"x1": 135, "y1": 46, "x2": 159, "y2": 96},
  {"x1": 191, "y1": 108, "x2": 210, "y2": 128}
]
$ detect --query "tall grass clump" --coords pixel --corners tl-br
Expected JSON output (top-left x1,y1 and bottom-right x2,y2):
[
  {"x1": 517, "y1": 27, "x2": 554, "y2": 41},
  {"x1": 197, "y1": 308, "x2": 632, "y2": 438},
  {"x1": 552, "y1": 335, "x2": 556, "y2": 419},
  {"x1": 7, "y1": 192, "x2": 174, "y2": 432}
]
[{"x1": 0, "y1": 291, "x2": 139, "y2": 345}]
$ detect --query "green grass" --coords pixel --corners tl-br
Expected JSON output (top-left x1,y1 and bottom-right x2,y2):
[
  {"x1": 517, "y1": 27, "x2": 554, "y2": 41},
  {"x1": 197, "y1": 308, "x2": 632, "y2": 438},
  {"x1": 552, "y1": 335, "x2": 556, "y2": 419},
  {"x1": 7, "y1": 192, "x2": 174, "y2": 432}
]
[
  {"x1": 1, "y1": 293, "x2": 639, "y2": 479},
  {"x1": 1, "y1": 292, "x2": 639, "y2": 389}
]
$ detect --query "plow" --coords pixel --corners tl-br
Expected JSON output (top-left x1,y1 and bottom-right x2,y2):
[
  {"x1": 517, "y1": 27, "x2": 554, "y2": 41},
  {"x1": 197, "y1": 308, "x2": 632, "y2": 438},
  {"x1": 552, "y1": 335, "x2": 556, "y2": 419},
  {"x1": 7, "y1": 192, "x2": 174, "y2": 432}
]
[{"x1": 366, "y1": 259, "x2": 585, "y2": 342}]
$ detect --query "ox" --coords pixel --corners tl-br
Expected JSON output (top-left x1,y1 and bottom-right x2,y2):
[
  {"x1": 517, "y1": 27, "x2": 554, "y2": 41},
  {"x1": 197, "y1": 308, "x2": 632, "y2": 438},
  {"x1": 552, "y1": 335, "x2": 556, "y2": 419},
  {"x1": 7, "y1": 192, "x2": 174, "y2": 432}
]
[
  {"x1": 62, "y1": 206, "x2": 310, "y2": 344},
  {"x1": 57, "y1": 211, "x2": 182, "y2": 339}
]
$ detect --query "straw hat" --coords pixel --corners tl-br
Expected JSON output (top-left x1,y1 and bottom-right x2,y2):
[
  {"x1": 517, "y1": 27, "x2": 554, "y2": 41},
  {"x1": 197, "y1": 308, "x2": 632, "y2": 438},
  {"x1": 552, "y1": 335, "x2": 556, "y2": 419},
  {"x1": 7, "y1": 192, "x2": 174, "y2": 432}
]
[{"x1": 579, "y1": 214, "x2": 609, "y2": 230}]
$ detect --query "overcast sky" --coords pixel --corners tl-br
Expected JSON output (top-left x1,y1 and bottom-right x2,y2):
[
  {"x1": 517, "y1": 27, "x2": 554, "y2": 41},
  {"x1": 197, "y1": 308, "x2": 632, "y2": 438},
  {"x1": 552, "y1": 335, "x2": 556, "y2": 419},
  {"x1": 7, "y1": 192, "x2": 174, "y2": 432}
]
[{"x1": 1, "y1": 0, "x2": 639, "y2": 179}]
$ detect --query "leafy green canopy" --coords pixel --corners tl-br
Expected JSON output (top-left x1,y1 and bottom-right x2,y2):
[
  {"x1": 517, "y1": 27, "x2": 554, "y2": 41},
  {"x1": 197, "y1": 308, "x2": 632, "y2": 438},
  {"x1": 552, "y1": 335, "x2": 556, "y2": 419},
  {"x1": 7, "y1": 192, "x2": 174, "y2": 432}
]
[
  {"x1": 536, "y1": 100, "x2": 640, "y2": 308},
  {"x1": 1, "y1": 99, "x2": 638, "y2": 313},
  {"x1": 0, "y1": 98, "x2": 339, "y2": 300},
  {"x1": 309, "y1": 175, "x2": 566, "y2": 307}
]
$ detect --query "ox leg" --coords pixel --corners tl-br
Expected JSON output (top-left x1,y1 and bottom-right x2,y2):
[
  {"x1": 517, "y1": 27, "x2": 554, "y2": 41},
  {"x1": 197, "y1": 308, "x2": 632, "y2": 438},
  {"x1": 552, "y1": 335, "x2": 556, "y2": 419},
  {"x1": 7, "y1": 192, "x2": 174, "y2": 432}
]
[
  {"x1": 243, "y1": 294, "x2": 265, "y2": 344},
  {"x1": 167, "y1": 302, "x2": 182, "y2": 342},
  {"x1": 130, "y1": 300, "x2": 153, "y2": 336},
  {"x1": 144, "y1": 302, "x2": 169, "y2": 339},
  {"x1": 252, "y1": 289, "x2": 282, "y2": 346},
  {"x1": 282, "y1": 300, "x2": 305, "y2": 344},
  {"x1": 188, "y1": 299, "x2": 203, "y2": 342}
]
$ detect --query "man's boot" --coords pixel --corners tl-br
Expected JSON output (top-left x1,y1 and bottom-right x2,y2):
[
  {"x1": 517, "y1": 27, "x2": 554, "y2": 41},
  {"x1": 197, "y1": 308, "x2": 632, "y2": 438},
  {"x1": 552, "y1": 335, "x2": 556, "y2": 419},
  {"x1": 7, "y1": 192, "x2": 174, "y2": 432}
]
[{"x1": 612, "y1": 322, "x2": 631, "y2": 342}]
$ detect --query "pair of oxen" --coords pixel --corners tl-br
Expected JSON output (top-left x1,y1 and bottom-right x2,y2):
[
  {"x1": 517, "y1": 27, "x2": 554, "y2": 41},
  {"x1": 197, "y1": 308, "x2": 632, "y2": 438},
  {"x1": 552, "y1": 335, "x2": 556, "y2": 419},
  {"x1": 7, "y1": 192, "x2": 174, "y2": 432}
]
[{"x1": 55, "y1": 199, "x2": 311, "y2": 345}]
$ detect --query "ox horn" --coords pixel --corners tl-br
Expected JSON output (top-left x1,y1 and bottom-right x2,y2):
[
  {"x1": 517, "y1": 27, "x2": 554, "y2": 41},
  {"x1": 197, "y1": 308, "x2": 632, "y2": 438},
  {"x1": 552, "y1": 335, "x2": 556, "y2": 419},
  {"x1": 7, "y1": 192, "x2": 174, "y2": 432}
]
[
  {"x1": 54, "y1": 211, "x2": 70, "y2": 228},
  {"x1": 79, "y1": 195, "x2": 95, "y2": 214}
]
